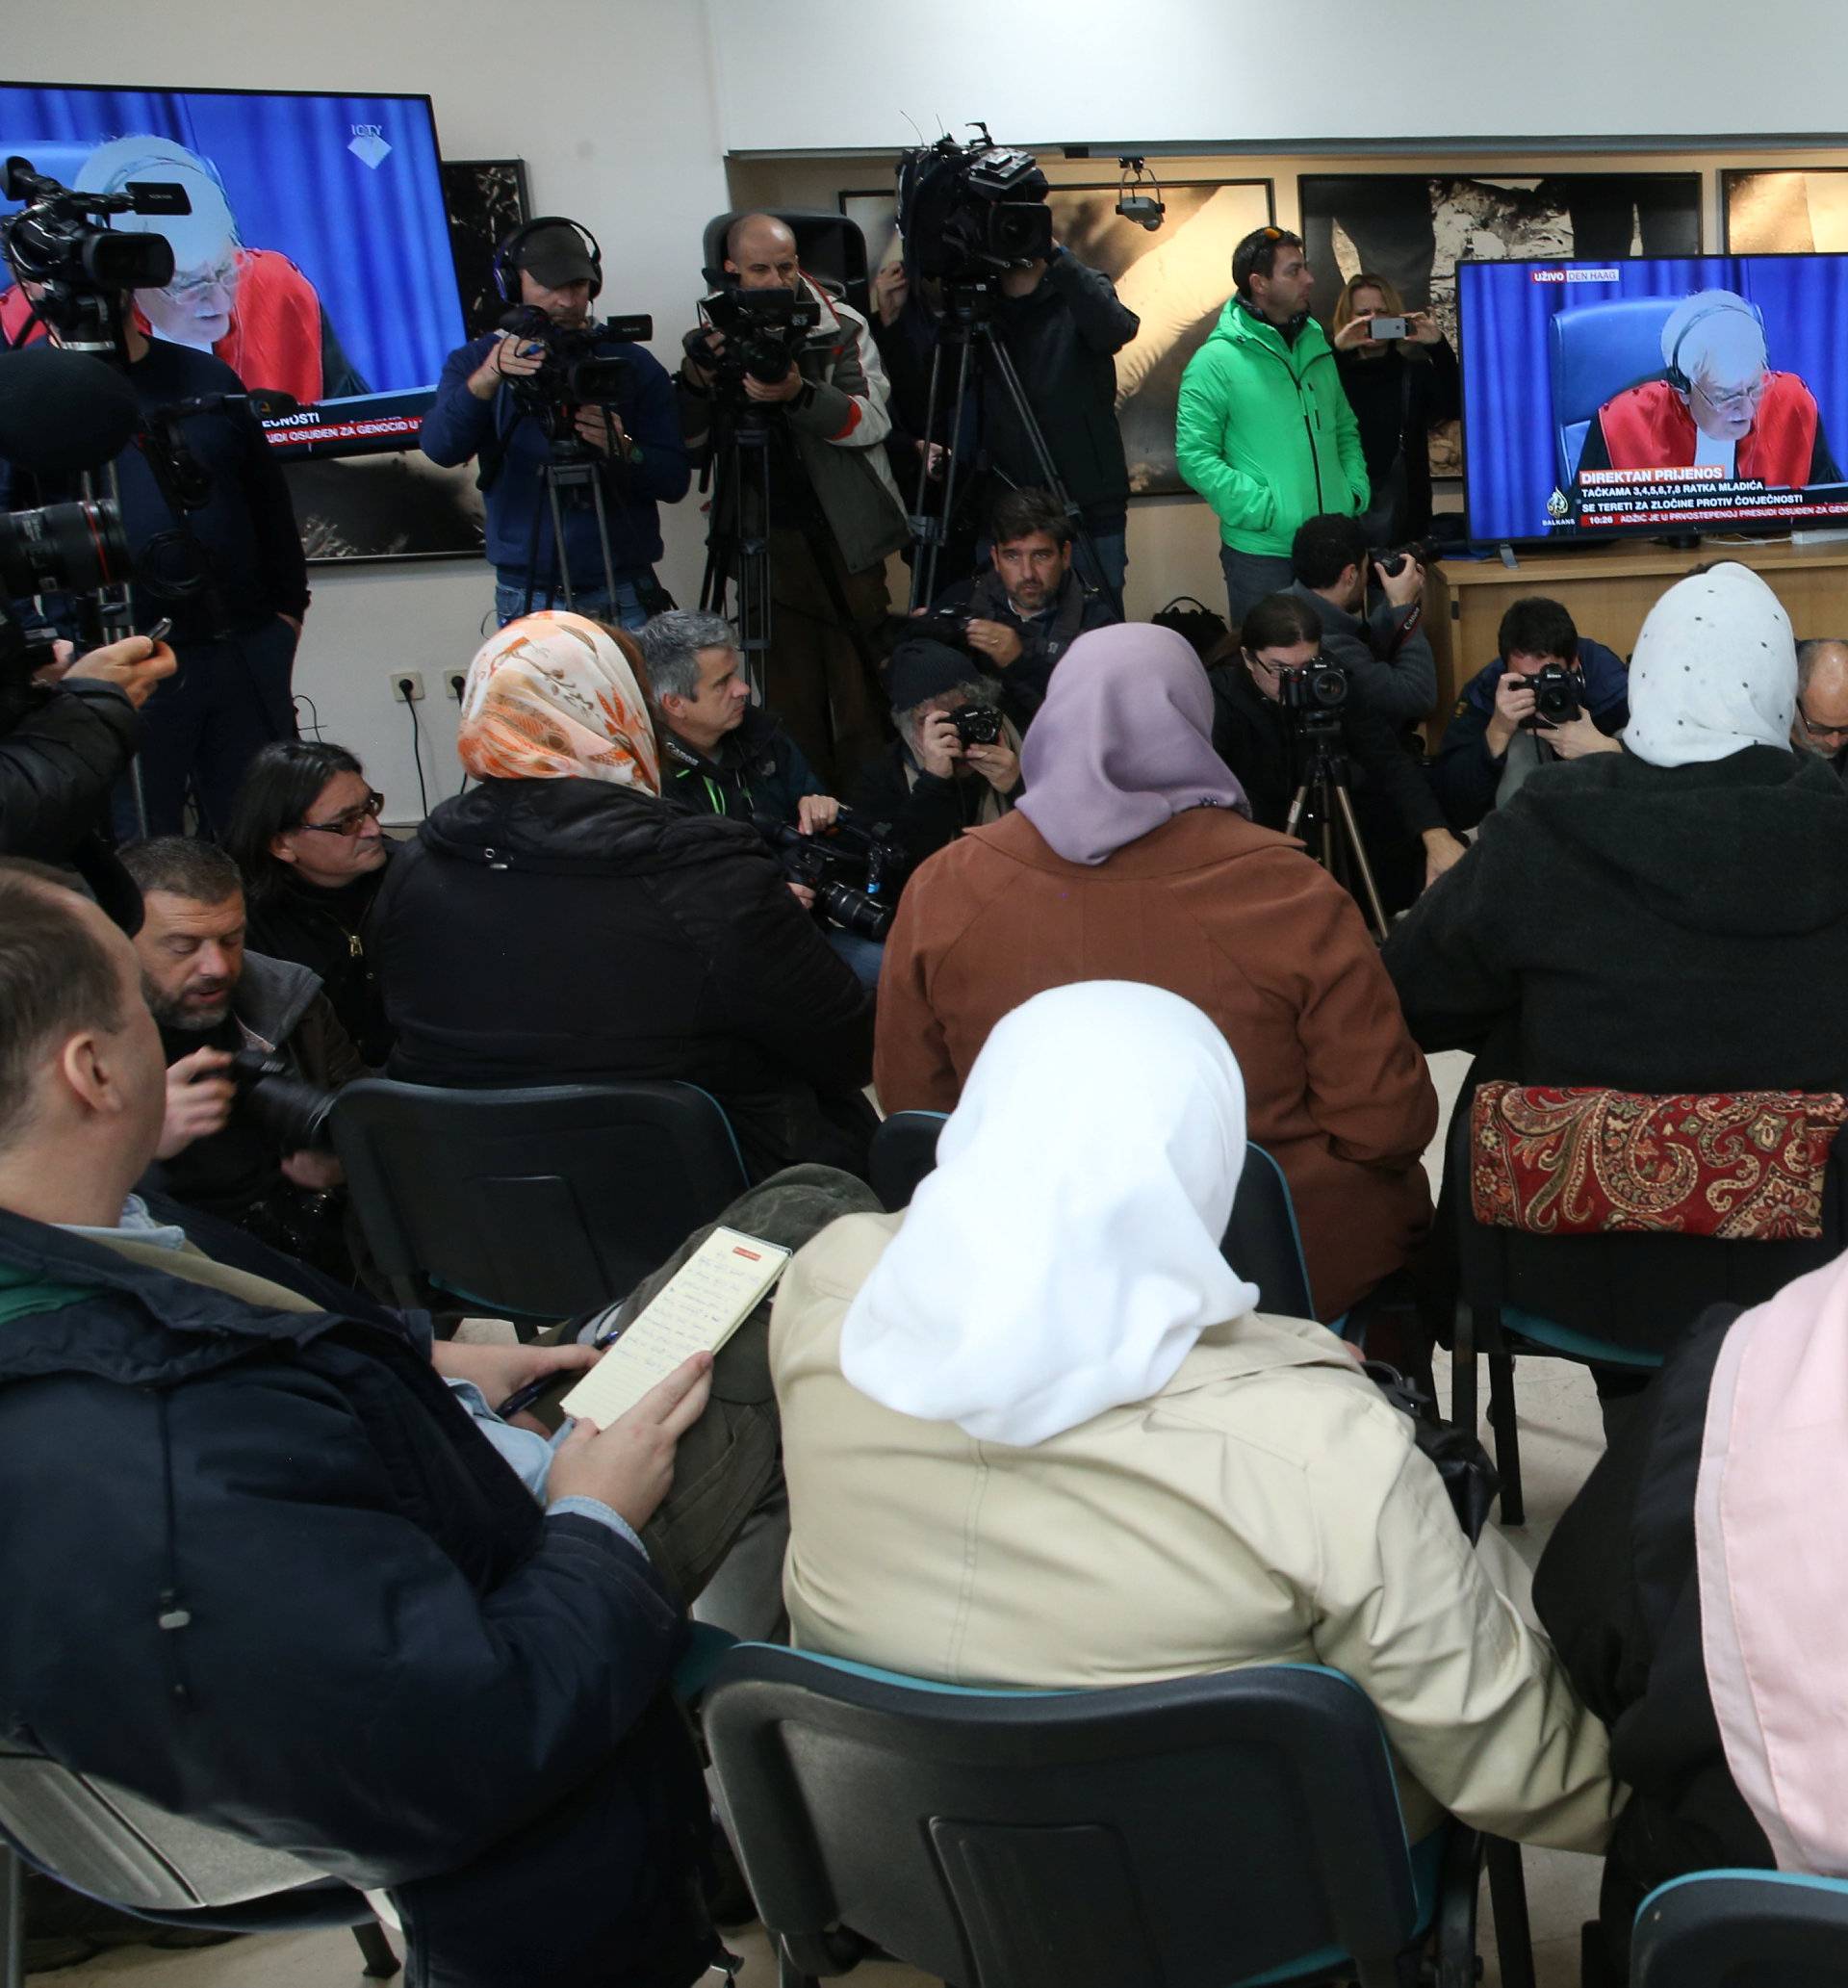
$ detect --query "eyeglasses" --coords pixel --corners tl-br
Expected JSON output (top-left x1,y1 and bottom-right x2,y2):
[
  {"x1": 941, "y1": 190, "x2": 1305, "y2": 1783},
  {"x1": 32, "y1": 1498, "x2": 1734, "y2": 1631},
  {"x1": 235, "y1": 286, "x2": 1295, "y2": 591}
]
[
  {"x1": 160, "y1": 254, "x2": 239, "y2": 302},
  {"x1": 299, "y1": 791, "x2": 384, "y2": 837},
  {"x1": 1797, "y1": 705, "x2": 1848, "y2": 744},
  {"x1": 1692, "y1": 375, "x2": 1765, "y2": 417}
]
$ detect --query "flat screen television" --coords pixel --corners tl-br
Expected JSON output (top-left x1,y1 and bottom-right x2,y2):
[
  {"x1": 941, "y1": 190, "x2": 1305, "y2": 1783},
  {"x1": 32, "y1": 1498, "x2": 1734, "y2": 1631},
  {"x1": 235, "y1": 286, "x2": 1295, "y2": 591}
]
[
  {"x1": 0, "y1": 81, "x2": 468, "y2": 457},
  {"x1": 1457, "y1": 252, "x2": 1848, "y2": 544}
]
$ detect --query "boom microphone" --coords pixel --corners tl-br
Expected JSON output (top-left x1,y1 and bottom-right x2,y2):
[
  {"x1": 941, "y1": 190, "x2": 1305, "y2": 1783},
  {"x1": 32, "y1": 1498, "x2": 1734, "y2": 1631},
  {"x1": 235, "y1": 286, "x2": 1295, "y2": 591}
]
[{"x1": 0, "y1": 345, "x2": 142, "y2": 473}]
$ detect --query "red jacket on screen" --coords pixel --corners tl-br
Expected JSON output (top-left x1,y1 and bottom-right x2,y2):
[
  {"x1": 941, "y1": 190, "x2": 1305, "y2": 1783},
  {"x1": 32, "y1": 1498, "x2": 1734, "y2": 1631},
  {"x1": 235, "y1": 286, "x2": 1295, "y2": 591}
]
[
  {"x1": 1, "y1": 248, "x2": 324, "y2": 404},
  {"x1": 1594, "y1": 374, "x2": 1820, "y2": 488}
]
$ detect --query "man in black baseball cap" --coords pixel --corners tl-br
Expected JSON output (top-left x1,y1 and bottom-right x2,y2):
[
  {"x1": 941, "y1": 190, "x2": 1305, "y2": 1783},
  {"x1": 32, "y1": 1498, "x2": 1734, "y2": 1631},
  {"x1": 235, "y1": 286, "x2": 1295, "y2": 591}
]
[{"x1": 421, "y1": 215, "x2": 691, "y2": 630}]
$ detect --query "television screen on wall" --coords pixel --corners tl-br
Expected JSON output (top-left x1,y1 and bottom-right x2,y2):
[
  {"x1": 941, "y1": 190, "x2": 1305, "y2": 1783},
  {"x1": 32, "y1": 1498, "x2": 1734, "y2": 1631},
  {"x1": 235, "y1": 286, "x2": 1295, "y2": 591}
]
[
  {"x1": 1458, "y1": 252, "x2": 1848, "y2": 543},
  {"x1": 0, "y1": 80, "x2": 468, "y2": 458}
]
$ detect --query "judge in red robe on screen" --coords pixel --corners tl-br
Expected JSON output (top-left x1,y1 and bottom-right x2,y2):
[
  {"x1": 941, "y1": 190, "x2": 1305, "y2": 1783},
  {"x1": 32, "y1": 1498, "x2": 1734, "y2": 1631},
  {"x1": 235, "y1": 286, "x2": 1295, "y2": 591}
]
[
  {"x1": 1576, "y1": 288, "x2": 1840, "y2": 490},
  {"x1": 0, "y1": 134, "x2": 368, "y2": 408}
]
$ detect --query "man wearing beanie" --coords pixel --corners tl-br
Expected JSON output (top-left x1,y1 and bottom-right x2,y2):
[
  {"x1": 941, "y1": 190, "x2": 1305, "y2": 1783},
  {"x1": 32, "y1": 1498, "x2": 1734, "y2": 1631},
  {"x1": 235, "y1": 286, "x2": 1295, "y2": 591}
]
[{"x1": 848, "y1": 638, "x2": 1023, "y2": 889}]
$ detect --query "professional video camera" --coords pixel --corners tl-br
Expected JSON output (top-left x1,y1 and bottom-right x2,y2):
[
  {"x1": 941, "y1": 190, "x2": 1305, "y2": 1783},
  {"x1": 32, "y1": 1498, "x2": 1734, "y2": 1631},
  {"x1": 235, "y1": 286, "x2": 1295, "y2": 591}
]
[
  {"x1": 895, "y1": 125, "x2": 1053, "y2": 284},
  {"x1": 755, "y1": 810, "x2": 899, "y2": 942},
  {"x1": 497, "y1": 304, "x2": 654, "y2": 442},
  {"x1": 1527, "y1": 661, "x2": 1582, "y2": 727},
  {"x1": 227, "y1": 1049, "x2": 338, "y2": 1153},
  {"x1": 1, "y1": 156, "x2": 188, "y2": 355},
  {"x1": 1277, "y1": 655, "x2": 1350, "y2": 734},
  {"x1": 683, "y1": 286, "x2": 820, "y2": 398}
]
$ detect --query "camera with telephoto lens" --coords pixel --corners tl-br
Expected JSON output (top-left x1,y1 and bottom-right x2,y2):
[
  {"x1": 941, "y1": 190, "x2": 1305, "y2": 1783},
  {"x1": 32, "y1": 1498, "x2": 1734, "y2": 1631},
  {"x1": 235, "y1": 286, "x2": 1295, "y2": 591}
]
[
  {"x1": 1, "y1": 157, "x2": 189, "y2": 353},
  {"x1": 499, "y1": 305, "x2": 654, "y2": 442},
  {"x1": 227, "y1": 1049, "x2": 339, "y2": 1153},
  {"x1": 947, "y1": 701, "x2": 1003, "y2": 747},
  {"x1": 0, "y1": 498, "x2": 134, "y2": 722},
  {"x1": 684, "y1": 286, "x2": 821, "y2": 400},
  {"x1": 1527, "y1": 661, "x2": 1582, "y2": 727},
  {"x1": 896, "y1": 126, "x2": 1054, "y2": 283},
  {"x1": 1277, "y1": 655, "x2": 1350, "y2": 733},
  {"x1": 754, "y1": 810, "x2": 899, "y2": 942}
]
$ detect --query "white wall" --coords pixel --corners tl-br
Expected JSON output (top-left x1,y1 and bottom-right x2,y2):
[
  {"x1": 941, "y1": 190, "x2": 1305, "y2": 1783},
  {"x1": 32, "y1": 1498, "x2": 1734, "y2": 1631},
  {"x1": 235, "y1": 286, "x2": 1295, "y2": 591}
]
[
  {"x1": 710, "y1": 0, "x2": 1848, "y2": 153},
  {"x1": 10, "y1": 0, "x2": 732, "y2": 823}
]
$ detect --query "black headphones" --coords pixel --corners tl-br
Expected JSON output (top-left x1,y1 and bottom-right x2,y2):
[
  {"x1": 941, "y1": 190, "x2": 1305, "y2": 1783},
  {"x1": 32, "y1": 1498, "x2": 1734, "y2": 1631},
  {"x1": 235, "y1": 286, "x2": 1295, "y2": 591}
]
[
  {"x1": 490, "y1": 216, "x2": 603, "y2": 303},
  {"x1": 1663, "y1": 297, "x2": 1762, "y2": 393}
]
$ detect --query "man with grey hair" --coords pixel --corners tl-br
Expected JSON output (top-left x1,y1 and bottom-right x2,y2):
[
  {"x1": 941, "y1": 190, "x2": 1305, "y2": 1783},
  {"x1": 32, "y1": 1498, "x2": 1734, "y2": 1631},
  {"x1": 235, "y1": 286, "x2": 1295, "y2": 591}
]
[
  {"x1": 638, "y1": 608, "x2": 840, "y2": 834},
  {"x1": 1793, "y1": 637, "x2": 1848, "y2": 772},
  {"x1": 848, "y1": 638, "x2": 1022, "y2": 890}
]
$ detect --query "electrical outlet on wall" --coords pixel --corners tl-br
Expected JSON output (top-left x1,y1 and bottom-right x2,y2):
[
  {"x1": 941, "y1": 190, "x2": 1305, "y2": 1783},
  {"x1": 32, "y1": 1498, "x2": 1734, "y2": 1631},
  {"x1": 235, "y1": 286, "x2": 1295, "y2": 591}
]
[
  {"x1": 390, "y1": 671, "x2": 425, "y2": 702},
  {"x1": 445, "y1": 670, "x2": 468, "y2": 701}
]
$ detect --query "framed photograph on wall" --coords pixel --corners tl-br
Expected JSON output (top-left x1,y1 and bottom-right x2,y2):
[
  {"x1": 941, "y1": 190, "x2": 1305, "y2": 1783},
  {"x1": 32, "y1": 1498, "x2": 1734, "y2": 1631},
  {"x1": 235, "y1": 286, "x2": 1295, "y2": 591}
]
[
  {"x1": 839, "y1": 178, "x2": 1274, "y2": 495},
  {"x1": 444, "y1": 157, "x2": 533, "y2": 338},
  {"x1": 1723, "y1": 168, "x2": 1848, "y2": 251},
  {"x1": 1298, "y1": 171, "x2": 1703, "y2": 478}
]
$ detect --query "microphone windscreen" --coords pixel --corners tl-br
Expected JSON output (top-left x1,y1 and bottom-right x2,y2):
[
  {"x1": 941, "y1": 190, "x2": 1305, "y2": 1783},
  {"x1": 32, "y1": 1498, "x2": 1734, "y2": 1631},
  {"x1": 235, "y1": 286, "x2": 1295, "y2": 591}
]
[{"x1": 0, "y1": 345, "x2": 141, "y2": 473}]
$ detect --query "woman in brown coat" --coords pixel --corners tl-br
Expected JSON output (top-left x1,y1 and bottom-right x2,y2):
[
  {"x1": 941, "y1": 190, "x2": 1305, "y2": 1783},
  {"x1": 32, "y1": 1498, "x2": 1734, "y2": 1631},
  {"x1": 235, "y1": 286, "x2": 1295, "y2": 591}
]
[{"x1": 873, "y1": 622, "x2": 1435, "y2": 1319}]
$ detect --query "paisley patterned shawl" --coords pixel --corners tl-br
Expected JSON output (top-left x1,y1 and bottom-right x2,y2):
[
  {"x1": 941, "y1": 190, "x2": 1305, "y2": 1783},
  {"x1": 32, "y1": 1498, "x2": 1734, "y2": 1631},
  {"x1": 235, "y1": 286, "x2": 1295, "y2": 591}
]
[
  {"x1": 456, "y1": 611, "x2": 662, "y2": 794},
  {"x1": 1469, "y1": 1082, "x2": 1848, "y2": 1241}
]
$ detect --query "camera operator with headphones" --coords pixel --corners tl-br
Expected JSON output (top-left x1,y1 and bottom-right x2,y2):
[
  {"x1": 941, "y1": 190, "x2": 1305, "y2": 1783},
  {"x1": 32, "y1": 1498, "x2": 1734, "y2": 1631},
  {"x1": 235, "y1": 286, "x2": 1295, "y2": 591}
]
[
  {"x1": 676, "y1": 212, "x2": 909, "y2": 788},
  {"x1": 420, "y1": 218, "x2": 690, "y2": 630}
]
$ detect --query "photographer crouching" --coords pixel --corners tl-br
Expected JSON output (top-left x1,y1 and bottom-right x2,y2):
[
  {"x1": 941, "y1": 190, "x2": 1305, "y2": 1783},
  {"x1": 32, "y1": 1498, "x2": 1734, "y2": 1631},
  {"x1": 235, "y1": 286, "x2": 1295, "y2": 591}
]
[
  {"x1": 676, "y1": 213, "x2": 909, "y2": 787},
  {"x1": 638, "y1": 607, "x2": 897, "y2": 989},
  {"x1": 421, "y1": 218, "x2": 689, "y2": 629},
  {"x1": 119, "y1": 837, "x2": 366, "y2": 1283},
  {"x1": 1210, "y1": 592, "x2": 1464, "y2": 921}
]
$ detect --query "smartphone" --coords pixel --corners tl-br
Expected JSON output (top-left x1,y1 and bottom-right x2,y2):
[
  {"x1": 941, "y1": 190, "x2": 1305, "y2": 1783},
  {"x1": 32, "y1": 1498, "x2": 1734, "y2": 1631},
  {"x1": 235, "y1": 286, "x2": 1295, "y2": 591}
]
[{"x1": 1369, "y1": 315, "x2": 1408, "y2": 342}]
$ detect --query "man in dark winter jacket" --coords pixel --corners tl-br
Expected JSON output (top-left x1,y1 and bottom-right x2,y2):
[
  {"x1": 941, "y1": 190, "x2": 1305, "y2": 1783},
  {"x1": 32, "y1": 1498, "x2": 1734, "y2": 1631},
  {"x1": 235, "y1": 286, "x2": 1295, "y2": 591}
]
[
  {"x1": 929, "y1": 487, "x2": 1119, "y2": 728},
  {"x1": 1287, "y1": 511, "x2": 1436, "y2": 729},
  {"x1": 848, "y1": 638, "x2": 1021, "y2": 892},
  {"x1": 1431, "y1": 597, "x2": 1629, "y2": 832},
  {"x1": 0, "y1": 855, "x2": 751, "y2": 1988},
  {"x1": 120, "y1": 837, "x2": 365, "y2": 1278}
]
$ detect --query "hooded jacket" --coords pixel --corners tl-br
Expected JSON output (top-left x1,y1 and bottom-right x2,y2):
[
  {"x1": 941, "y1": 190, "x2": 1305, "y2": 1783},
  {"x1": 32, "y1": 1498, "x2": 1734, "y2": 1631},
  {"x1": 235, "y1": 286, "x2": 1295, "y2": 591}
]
[
  {"x1": 1383, "y1": 744, "x2": 1848, "y2": 1091},
  {"x1": 1177, "y1": 297, "x2": 1370, "y2": 558},
  {"x1": 372, "y1": 777, "x2": 876, "y2": 1181},
  {"x1": 0, "y1": 1198, "x2": 711, "y2": 1988}
]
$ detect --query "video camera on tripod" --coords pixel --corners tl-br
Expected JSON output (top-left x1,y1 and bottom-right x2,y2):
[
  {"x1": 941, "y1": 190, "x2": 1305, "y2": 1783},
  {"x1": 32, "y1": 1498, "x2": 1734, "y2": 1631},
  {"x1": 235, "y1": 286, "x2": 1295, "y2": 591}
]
[
  {"x1": 754, "y1": 809, "x2": 899, "y2": 942},
  {"x1": 496, "y1": 303, "x2": 654, "y2": 444},
  {"x1": 683, "y1": 287, "x2": 820, "y2": 400},
  {"x1": 895, "y1": 126, "x2": 1053, "y2": 285},
  {"x1": 1, "y1": 155, "x2": 188, "y2": 356}
]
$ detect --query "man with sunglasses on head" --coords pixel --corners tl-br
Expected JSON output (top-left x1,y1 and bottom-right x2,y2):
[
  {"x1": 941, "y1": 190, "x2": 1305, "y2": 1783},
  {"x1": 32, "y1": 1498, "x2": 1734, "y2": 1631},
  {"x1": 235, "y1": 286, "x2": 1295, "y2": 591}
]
[
  {"x1": 117, "y1": 836, "x2": 368, "y2": 1283},
  {"x1": 1791, "y1": 639, "x2": 1848, "y2": 775}
]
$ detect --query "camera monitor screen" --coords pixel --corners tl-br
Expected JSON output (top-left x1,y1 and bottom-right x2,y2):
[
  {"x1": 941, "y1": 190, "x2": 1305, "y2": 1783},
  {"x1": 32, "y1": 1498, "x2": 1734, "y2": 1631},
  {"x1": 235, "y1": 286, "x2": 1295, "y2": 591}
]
[
  {"x1": 0, "y1": 81, "x2": 467, "y2": 458},
  {"x1": 1458, "y1": 252, "x2": 1848, "y2": 544}
]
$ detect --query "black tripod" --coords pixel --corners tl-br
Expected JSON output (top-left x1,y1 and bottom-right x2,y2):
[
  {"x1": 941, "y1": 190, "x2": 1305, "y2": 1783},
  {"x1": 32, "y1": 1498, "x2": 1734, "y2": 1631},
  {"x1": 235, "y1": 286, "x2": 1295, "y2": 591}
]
[
  {"x1": 906, "y1": 275, "x2": 1123, "y2": 617},
  {"x1": 1284, "y1": 715, "x2": 1390, "y2": 943},
  {"x1": 697, "y1": 397, "x2": 877, "y2": 701},
  {"x1": 514, "y1": 424, "x2": 631, "y2": 618}
]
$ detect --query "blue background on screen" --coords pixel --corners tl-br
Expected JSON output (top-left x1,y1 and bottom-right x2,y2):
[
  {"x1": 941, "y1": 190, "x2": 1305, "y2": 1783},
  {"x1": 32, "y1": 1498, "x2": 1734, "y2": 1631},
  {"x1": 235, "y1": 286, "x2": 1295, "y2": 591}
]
[
  {"x1": 0, "y1": 83, "x2": 465, "y2": 400},
  {"x1": 1459, "y1": 254, "x2": 1848, "y2": 542}
]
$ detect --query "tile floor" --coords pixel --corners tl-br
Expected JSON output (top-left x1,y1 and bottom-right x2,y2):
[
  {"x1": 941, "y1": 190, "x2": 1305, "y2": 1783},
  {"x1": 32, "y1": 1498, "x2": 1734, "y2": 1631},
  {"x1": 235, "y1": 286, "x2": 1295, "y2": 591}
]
[{"x1": 42, "y1": 1053, "x2": 1615, "y2": 1987}]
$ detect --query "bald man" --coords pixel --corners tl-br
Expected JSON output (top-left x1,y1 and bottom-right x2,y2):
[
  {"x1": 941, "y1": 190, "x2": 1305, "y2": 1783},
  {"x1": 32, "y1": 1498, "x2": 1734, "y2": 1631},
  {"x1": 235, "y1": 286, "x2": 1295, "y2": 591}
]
[
  {"x1": 677, "y1": 211, "x2": 908, "y2": 785},
  {"x1": 1794, "y1": 638, "x2": 1848, "y2": 772}
]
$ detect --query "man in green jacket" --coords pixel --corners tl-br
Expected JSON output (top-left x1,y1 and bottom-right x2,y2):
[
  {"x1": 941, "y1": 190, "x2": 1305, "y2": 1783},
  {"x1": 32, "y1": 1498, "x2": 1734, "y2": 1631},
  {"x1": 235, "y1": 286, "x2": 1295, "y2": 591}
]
[{"x1": 1177, "y1": 226, "x2": 1370, "y2": 630}]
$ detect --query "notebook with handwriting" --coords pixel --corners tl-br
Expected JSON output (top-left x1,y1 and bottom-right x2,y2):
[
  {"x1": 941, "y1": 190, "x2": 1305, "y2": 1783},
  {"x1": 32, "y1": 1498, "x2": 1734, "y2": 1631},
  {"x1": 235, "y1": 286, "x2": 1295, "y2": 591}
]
[{"x1": 558, "y1": 1226, "x2": 791, "y2": 1427}]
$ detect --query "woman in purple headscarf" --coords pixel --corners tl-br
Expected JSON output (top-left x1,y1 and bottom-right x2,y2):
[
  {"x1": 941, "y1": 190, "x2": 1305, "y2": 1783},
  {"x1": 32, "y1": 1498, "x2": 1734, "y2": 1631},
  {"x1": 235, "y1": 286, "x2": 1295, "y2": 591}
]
[{"x1": 874, "y1": 621, "x2": 1436, "y2": 1321}]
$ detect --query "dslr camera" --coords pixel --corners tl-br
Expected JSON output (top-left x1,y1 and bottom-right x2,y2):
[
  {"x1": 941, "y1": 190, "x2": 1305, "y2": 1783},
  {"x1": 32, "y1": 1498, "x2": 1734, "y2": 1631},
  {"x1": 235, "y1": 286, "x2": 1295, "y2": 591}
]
[
  {"x1": 227, "y1": 1050, "x2": 339, "y2": 1154},
  {"x1": 1276, "y1": 656, "x2": 1350, "y2": 739},
  {"x1": 498, "y1": 304, "x2": 654, "y2": 443},
  {"x1": 1, "y1": 156, "x2": 188, "y2": 354},
  {"x1": 755, "y1": 810, "x2": 899, "y2": 942},
  {"x1": 684, "y1": 286, "x2": 821, "y2": 400},
  {"x1": 1370, "y1": 539, "x2": 1438, "y2": 581},
  {"x1": 946, "y1": 702, "x2": 1003, "y2": 747},
  {"x1": 1526, "y1": 661, "x2": 1582, "y2": 728},
  {"x1": 895, "y1": 125, "x2": 1053, "y2": 284},
  {"x1": 0, "y1": 497, "x2": 134, "y2": 721}
]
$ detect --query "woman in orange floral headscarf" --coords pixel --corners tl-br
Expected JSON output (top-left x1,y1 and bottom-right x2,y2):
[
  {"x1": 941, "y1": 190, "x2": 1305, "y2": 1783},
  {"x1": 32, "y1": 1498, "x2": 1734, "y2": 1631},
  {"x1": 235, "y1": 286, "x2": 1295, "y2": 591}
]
[
  {"x1": 373, "y1": 610, "x2": 876, "y2": 1182},
  {"x1": 457, "y1": 610, "x2": 662, "y2": 790}
]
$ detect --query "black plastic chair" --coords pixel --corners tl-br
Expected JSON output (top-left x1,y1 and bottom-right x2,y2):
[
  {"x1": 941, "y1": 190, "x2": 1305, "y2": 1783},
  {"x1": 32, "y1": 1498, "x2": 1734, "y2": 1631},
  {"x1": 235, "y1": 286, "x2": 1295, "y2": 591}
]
[
  {"x1": 705, "y1": 1643, "x2": 1534, "y2": 1988},
  {"x1": 869, "y1": 1109, "x2": 1317, "y2": 1320},
  {"x1": 1447, "y1": 1099, "x2": 1848, "y2": 1525},
  {"x1": 330, "y1": 1078, "x2": 750, "y2": 1324},
  {"x1": 1631, "y1": 1871, "x2": 1848, "y2": 1987},
  {"x1": 0, "y1": 1748, "x2": 398, "y2": 1988}
]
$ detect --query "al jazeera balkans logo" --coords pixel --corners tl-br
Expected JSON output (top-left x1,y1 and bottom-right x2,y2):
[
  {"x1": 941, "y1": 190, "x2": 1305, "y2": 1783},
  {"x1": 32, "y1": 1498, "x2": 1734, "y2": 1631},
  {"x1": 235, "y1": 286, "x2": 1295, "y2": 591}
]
[{"x1": 1547, "y1": 488, "x2": 1571, "y2": 521}]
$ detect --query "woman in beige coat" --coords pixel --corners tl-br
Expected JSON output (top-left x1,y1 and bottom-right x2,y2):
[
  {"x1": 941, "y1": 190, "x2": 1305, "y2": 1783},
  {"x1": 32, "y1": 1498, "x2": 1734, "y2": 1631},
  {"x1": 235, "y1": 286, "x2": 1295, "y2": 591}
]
[
  {"x1": 872, "y1": 621, "x2": 1433, "y2": 1321},
  {"x1": 775, "y1": 982, "x2": 1617, "y2": 1854}
]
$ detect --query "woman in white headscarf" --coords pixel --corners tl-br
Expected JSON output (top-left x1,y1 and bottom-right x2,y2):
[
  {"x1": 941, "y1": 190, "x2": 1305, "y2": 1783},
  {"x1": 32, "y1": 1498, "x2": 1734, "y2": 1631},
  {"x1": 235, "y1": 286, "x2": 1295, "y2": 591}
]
[{"x1": 772, "y1": 980, "x2": 1618, "y2": 1854}]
